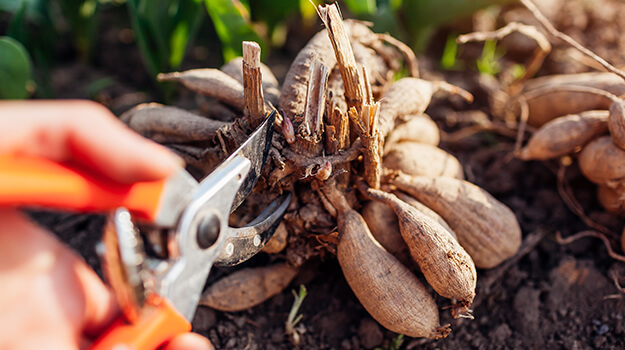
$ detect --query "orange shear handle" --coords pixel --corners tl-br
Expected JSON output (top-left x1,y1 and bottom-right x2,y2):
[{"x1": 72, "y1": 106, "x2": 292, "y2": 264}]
[
  {"x1": 0, "y1": 155, "x2": 165, "y2": 221},
  {"x1": 90, "y1": 298, "x2": 191, "y2": 350}
]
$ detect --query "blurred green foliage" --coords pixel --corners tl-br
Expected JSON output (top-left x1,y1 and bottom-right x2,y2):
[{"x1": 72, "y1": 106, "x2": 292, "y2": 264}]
[
  {"x1": 57, "y1": 0, "x2": 100, "y2": 60},
  {"x1": 204, "y1": 0, "x2": 263, "y2": 62},
  {"x1": 1, "y1": 0, "x2": 57, "y2": 97},
  {"x1": 0, "y1": 0, "x2": 514, "y2": 99},
  {"x1": 0, "y1": 36, "x2": 33, "y2": 99},
  {"x1": 127, "y1": 0, "x2": 204, "y2": 78},
  {"x1": 476, "y1": 39, "x2": 503, "y2": 75},
  {"x1": 402, "y1": 0, "x2": 513, "y2": 50}
]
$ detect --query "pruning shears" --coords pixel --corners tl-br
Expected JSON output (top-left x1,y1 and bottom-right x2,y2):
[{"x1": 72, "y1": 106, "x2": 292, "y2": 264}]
[{"x1": 0, "y1": 110, "x2": 290, "y2": 350}]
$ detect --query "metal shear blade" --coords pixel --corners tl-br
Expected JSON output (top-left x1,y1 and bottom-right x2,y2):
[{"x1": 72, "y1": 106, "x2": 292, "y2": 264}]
[
  {"x1": 151, "y1": 110, "x2": 277, "y2": 227},
  {"x1": 102, "y1": 110, "x2": 290, "y2": 322},
  {"x1": 215, "y1": 192, "x2": 292, "y2": 267}
]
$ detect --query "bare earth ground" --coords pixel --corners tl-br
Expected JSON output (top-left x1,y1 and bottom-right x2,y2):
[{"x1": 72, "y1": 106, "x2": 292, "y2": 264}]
[{"x1": 26, "y1": 1, "x2": 625, "y2": 349}]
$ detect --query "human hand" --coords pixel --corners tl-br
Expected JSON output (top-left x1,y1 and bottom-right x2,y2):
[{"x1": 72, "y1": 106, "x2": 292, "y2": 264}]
[{"x1": 0, "y1": 100, "x2": 213, "y2": 350}]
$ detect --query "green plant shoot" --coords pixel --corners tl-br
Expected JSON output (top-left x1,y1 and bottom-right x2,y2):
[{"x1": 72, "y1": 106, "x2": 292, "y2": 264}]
[
  {"x1": 476, "y1": 39, "x2": 502, "y2": 75},
  {"x1": 204, "y1": 0, "x2": 264, "y2": 62},
  {"x1": 285, "y1": 284, "x2": 307, "y2": 345},
  {"x1": 127, "y1": 0, "x2": 204, "y2": 78},
  {"x1": 0, "y1": 36, "x2": 33, "y2": 99},
  {"x1": 441, "y1": 34, "x2": 460, "y2": 70}
]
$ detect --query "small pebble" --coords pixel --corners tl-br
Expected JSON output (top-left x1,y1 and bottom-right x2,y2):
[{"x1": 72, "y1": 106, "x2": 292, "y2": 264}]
[{"x1": 597, "y1": 324, "x2": 609, "y2": 335}]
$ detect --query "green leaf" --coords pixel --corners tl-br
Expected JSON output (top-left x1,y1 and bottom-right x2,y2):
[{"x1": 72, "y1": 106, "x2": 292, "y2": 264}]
[
  {"x1": 204, "y1": 0, "x2": 264, "y2": 62},
  {"x1": 169, "y1": 0, "x2": 204, "y2": 69},
  {"x1": 7, "y1": 1, "x2": 29, "y2": 42},
  {"x1": 402, "y1": 0, "x2": 513, "y2": 51},
  {"x1": 0, "y1": 0, "x2": 46, "y2": 21},
  {"x1": 249, "y1": 0, "x2": 300, "y2": 35},
  {"x1": 56, "y1": 0, "x2": 100, "y2": 59},
  {"x1": 371, "y1": 0, "x2": 404, "y2": 40},
  {"x1": 299, "y1": 0, "x2": 319, "y2": 26},
  {"x1": 127, "y1": 0, "x2": 204, "y2": 80},
  {"x1": 0, "y1": 37, "x2": 33, "y2": 99},
  {"x1": 344, "y1": 0, "x2": 376, "y2": 15},
  {"x1": 86, "y1": 77, "x2": 115, "y2": 99}
]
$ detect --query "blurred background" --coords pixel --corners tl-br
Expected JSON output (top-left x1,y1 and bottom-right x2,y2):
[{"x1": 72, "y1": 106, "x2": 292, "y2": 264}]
[
  {"x1": 0, "y1": 0, "x2": 514, "y2": 107},
  {"x1": 2, "y1": 0, "x2": 622, "y2": 112}
]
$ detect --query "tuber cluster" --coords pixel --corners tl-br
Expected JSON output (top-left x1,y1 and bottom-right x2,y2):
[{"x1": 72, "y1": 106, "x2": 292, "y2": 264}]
[{"x1": 120, "y1": 3, "x2": 522, "y2": 339}]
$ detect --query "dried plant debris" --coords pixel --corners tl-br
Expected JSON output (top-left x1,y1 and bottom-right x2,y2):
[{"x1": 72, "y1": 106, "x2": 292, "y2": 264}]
[{"x1": 120, "y1": 2, "x2": 523, "y2": 339}]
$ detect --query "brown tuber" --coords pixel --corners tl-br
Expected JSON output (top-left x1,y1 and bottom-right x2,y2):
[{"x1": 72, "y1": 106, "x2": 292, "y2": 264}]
[
  {"x1": 384, "y1": 142, "x2": 464, "y2": 179},
  {"x1": 394, "y1": 191, "x2": 457, "y2": 240},
  {"x1": 597, "y1": 185, "x2": 625, "y2": 217},
  {"x1": 220, "y1": 56, "x2": 281, "y2": 107},
  {"x1": 384, "y1": 114, "x2": 440, "y2": 151},
  {"x1": 119, "y1": 103, "x2": 228, "y2": 143},
  {"x1": 391, "y1": 174, "x2": 522, "y2": 269},
  {"x1": 157, "y1": 69, "x2": 245, "y2": 110},
  {"x1": 518, "y1": 110, "x2": 609, "y2": 160},
  {"x1": 516, "y1": 72, "x2": 625, "y2": 127},
  {"x1": 578, "y1": 136, "x2": 625, "y2": 189},
  {"x1": 360, "y1": 185, "x2": 476, "y2": 318},
  {"x1": 378, "y1": 78, "x2": 473, "y2": 138},
  {"x1": 337, "y1": 207, "x2": 450, "y2": 339},
  {"x1": 607, "y1": 98, "x2": 625, "y2": 150},
  {"x1": 361, "y1": 200, "x2": 411, "y2": 266},
  {"x1": 199, "y1": 263, "x2": 298, "y2": 312},
  {"x1": 262, "y1": 222, "x2": 289, "y2": 254}
]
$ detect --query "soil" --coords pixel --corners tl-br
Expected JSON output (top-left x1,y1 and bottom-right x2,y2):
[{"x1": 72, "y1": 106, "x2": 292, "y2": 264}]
[{"x1": 19, "y1": 1, "x2": 625, "y2": 349}]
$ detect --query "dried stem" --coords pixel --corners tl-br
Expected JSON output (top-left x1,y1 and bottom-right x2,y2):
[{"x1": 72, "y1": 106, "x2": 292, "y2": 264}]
[
  {"x1": 376, "y1": 33, "x2": 419, "y2": 78},
  {"x1": 348, "y1": 102, "x2": 382, "y2": 189},
  {"x1": 513, "y1": 96, "x2": 529, "y2": 156},
  {"x1": 521, "y1": 84, "x2": 621, "y2": 104},
  {"x1": 609, "y1": 268, "x2": 625, "y2": 293},
  {"x1": 319, "y1": 178, "x2": 351, "y2": 214},
  {"x1": 363, "y1": 104, "x2": 382, "y2": 189},
  {"x1": 220, "y1": 56, "x2": 281, "y2": 107},
  {"x1": 288, "y1": 138, "x2": 362, "y2": 169},
  {"x1": 556, "y1": 231, "x2": 625, "y2": 263},
  {"x1": 270, "y1": 138, "x2": 363, "y2": 186},
  {"x1": 433, "y1": 81, "x2": 474, "y2": 104},
  {"x1": 242, "y1": 41, "x2": 266, "y2": 129},
  {"x1": 519, "y1": 0, "x2": 625, "y2": 82},
  {"x1": 361, "y1": 65, "x2": 373, "y2": 106},
  {"x1": 302, "y1": 59, "x2": 329, "y2": 137},
  {"x1": 295, "y1": 59, "x2": 329, "y2": 155},
  {"x1": 473, "y1": 230, "x2": 546, "y2": 308},
  {"x1": 457, "y1": 22, "x2": 551, "y2": 89},
  {"x1": 325, "y1": 103, "x2": 349, "y2": 154},
  {"x1": 325, "y1": 102, "x2": 351, "y2": 188},
  {"x1": 441, "y1": 121, "x2": 522, "y2": 143},
  {"x1": 317, "y1": 3, "x2": 364, "y2": 114},
  {"x1": 556, "y1": 164, "x2": 612, "y2": 235}
]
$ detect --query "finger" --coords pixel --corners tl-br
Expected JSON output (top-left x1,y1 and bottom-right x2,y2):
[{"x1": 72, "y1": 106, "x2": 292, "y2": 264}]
[
  {"x1": 0, "y1": 209, "x2": 110, "y2": 350},
  {"x1": 162, "y1": 333, "x2": 214, "y2": 350},
  {"x1": 0, "y1": 100, "x2": 183, "y2": 184},
  {"x1": 78, "y1": 257, "x2": 119, "y2": 337}
]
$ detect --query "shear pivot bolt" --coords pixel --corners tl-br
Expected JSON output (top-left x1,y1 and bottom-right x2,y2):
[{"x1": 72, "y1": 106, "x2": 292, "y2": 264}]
[
  {"x1": 197, "y1": 213, "x2": 220, "y2": 249},
  {"x1": 225, "y1": 243, "x2": 234, "y2": 256}
]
